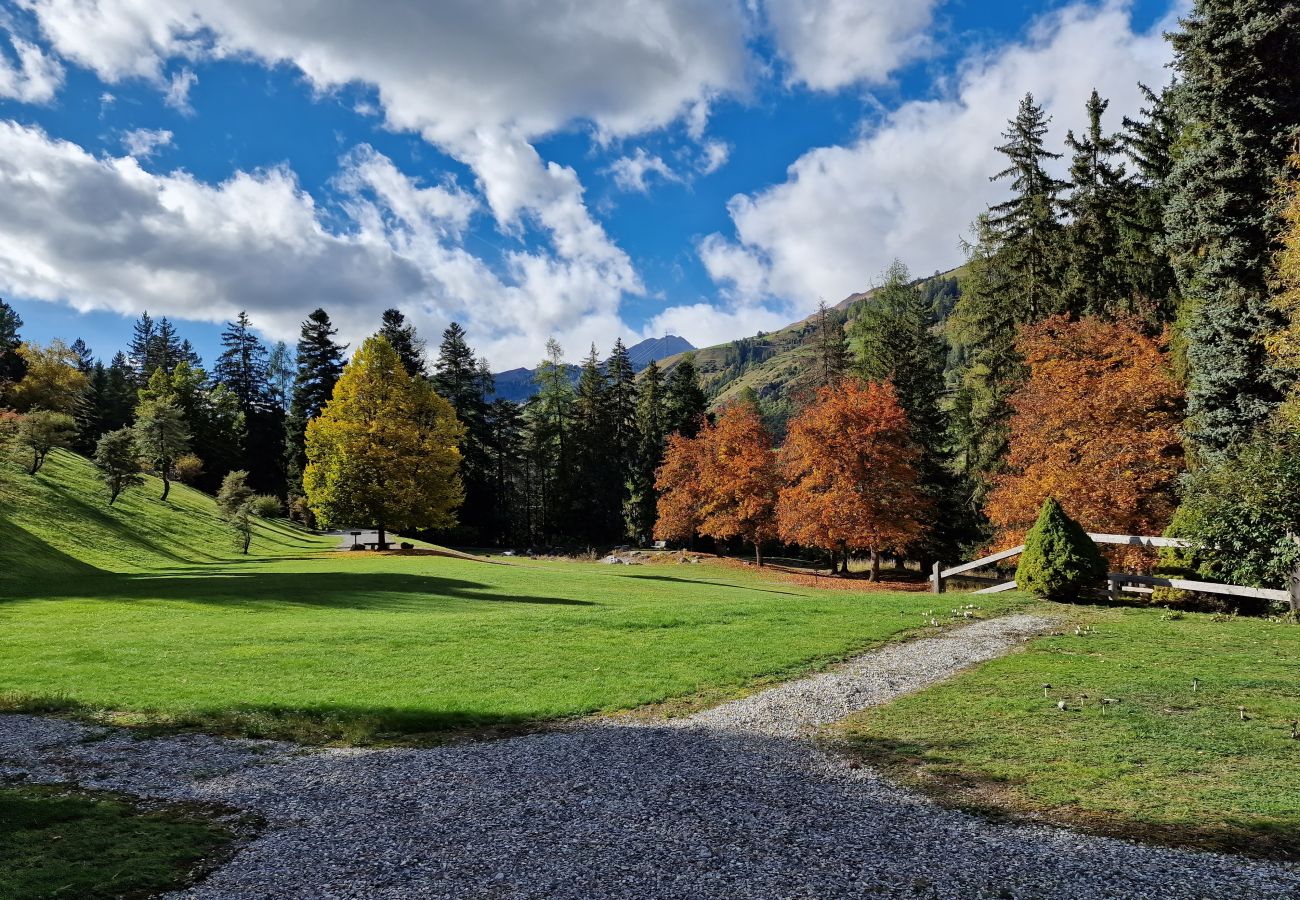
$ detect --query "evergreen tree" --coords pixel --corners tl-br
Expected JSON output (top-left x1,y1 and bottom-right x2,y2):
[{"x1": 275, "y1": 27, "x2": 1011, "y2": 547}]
[
  {"x1": 527, "y1": 339, "x2": 576, "y2": 543},
  {"x1": 664, "y1": 354, "x2": 708, "y2": 438},
  {"x1": 431, "y1": 322, "x2": 495, "y2": 540},
  {"x1": 69, "y1": 338, "x2": 95, "y2": 373},
  {"x1": 1119, "y1": 82, "x2": 1181, "y2": 324},
  {"x1": 625, "y1": 359, "x2": 667, "y2": 545},
  {"x1": 812, "y1": 300, "x2": 850, "y2": 389},
  {"x1": 133, "y1": 397, "x2": 190, "y2": 500},
  {"x1": 152, "y1": 317, "x2": 185, "y2": 375},
  {"x1": 379, "y1": 308, "x2": 427, "y2": 378},
  {"x1": 483, "y1": 397, "x2": 527, "y2": 545},
  {"x1": 987, "y1": 93, "x2": 1067, "y2": 322},
  {"x1": 266, "y1": 341, "x2": 294, "y2": 411},
  {"x1": 851, "y1": 260, "x2": 976, "y2": 563},
  {"x1": 1165, "y1": 0, "x2": 1300, "y2": 453},
  {"x1": 570, "y1": 344, "x2": 619, "y2": 541},
  {"x1": 285, "y1": 309, "x2": 346, "y2": 490},
  {"x1": 606, "y1": 338, "x2": 638, "y2": 485},
  {"x1": 103, "y1": 353, "x2": 137, "y2": 433},
  {"x1": 0, "y1": 298, "x2": 24, "y2": 386},
  {"x1": 1061, "y1": 90, "x2": 1127, "y2": 317},
  {"x1": 94, "y1": 428, "x2": 144, "y2": 505},
  {"x1": 129, "y1": 311, "x2": 156, "y2": 385},
  {"x1": 215, "y1": 311, "x2": 283, "y2": 495}
]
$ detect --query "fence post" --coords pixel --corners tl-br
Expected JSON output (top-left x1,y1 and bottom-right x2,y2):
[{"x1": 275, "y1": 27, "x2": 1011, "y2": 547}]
[
  {"x1": 931, "y1": 561, "x2": 943, "y2": 594},
  {"x1": 1290, "y1": 561, "x2": 1300, "y2": 616},
  {"x1": 1108, "y1": 574, "x2": 1122, "y2": 603}
]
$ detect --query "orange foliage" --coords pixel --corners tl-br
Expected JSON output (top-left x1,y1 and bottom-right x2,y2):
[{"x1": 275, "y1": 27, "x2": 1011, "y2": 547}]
[
  {"x1": 654, "y1": 402, "x2": 778, "y2": 563},
  {"x1": 777, "y1": 380, "x2": 926, "y2": 576},
  {"x1": 985, "y1": 315, "x2": 1183, "y2": 552}
]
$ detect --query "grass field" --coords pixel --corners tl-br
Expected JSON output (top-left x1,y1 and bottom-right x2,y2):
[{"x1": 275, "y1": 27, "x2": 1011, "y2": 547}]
[
  {"x1": 0, "y1": 450, "x2": 1018, "y2": 743},
  {"x1": 0, "y1": 784, "x2": 235, "y2": 899},
  {"x1": 833, "y1": 603, "x2": 1300, "y2": 858}
]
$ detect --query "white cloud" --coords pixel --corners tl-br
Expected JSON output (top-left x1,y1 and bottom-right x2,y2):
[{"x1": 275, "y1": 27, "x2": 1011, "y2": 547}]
[
  {"x1": 707, "y1": 1, "x2": 1176, "y2": 311},
  {"x1": 121, "y1": 127, "x2": 173, "y2": 158},
  {"x1": 762, "y1": 0, "x2": 940, "y2": 91},
  {"x1": 18, "y1": 0, "x2": 758, "y2": 360},
  {"x1": 608, "y1": 149, "x2": 680, "y2": 193},
  {"x1": 0, "y1": 121, "x2": 643, "y2": 367},
  {"x1": 698, "y1": 139, "x2": 730, "y2": 175},
  {"x1": 0, "y1": 34, "x2": 63, "y2": 102},
  {"x1": 163, "y1": 67, "x2": 196, "y2": 113}
]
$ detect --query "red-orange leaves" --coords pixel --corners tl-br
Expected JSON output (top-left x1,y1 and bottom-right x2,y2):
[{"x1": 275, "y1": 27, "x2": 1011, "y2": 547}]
[
  {"x1": 777, "y1": 380, "x2": 926, "y2": 575},
  {"x1": 985, "y1": 315, "x2": 1183, "y2": 551}
]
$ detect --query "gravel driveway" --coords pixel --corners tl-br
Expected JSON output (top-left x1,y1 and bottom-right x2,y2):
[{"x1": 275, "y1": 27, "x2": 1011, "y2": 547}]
[{"x1": 3, "y1": 613, "x2": 1297, "y2": 899}]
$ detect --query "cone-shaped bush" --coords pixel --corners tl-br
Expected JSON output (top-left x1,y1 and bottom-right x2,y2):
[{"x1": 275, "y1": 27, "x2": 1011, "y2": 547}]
[{"x1": 1015, "y1": 498, "x2": 1106, "y2": 601}]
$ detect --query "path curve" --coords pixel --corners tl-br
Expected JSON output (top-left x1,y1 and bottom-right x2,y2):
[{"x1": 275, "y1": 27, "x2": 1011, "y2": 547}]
[{"x1": 2, "y1": 614, "x2": 1297, "y2": 899}]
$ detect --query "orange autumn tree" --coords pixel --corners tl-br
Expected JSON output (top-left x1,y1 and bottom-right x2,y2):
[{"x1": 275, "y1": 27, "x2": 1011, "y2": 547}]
[
  {"x1": 654, "y1": 401, "x2": 779, "y2": 565},
  {"x1": 985, "y1": 315, "x2": 1183, "y2": 554},
  {"x1": 777, "y1": 379, "x2": 926, "y2": 580}
]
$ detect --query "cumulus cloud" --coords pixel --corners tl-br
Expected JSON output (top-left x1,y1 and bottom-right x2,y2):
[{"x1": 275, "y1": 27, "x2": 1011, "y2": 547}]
[
  {"x1": 607, "y1": 149, "x2": 680, "y2": 193},
  {"x1": 698, "y1": 139, "x2": 730, "y2": 175},
  {"x1": 705, "y1": 1, "x2": 1176, "y2": 311},
  {"x1": 0, "y1": 121, "x2": 643, "y2": 366},
  {"x1": 0, "y1": 34, "x2": 63, "y2": 102},
  {"x1": 121, "y1": 127, "x2": 173, "y2": 158},
  {"x1": 762, "y1": 0, "x2": 940, "y2": 91}
]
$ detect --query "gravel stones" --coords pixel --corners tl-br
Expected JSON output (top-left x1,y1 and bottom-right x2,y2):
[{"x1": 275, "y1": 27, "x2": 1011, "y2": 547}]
[{"x1": 3, "y1": 614, "x2": 1297, "y2": 899}]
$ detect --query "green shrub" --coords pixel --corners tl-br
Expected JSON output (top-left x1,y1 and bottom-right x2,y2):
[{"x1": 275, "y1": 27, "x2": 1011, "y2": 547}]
[
  {"x1": 1015, "y1": 498, "x2": 1105, "y2": 601},
  {"x1": 249, "y1": 495, "x2": 282, "y2": 519}
]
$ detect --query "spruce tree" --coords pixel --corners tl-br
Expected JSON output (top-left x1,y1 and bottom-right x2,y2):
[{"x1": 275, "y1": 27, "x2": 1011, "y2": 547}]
[
  {"x1": 664, "y1": 354, "x2": 708, "y2": 438},
  {"x1": 285, "y1": 309, "x2": 346, "y2": 489},
  {"x1": 0, "y1": 298, "x2": 24, "y2": 386},
  {"x1": 1166, "y1": 0, "x2": 1300, "y2": 453},
  {"x1": 103, "y1": 353, "x2": 137, "y2": 432},
  {"x1": 69, "y1": 338, "x2": 95, "y2": 373},
  {"x1": 606, "y1": 338, "x2": 638, "y2": 479},
  {"x1": 129, "y1": 311, "x2": 156, "y2": 386},
  {"x1": 528, "y1": 339, "x2": 576, "y2": 542},
  {"x1": 379, "y1": 308, "x2": 426, "y2": 378},
  {"x1": 215, "y1": 311, "x2": 283, "y2": 495},
  {"x1": 625, "y1": 360, "x2": 667, "y2": 544},
  {"x1": 1061, "y1": 90, "x2": 1127, "y2": 318},
  {"x1": 987, "y1": 93, "x2": 1067, "y2": 322},
  {"x1": 484, "y1": 397, "x2": 526, "y2": 545},
  {"x1": 812, "y1": 300, "x2": 850, "y2": 388},
  {"x1": 266, "y1": 341, "x2": 294, "y2": 411},
  {"x1": 571, "y1": 344, "x2": 618, "y2": 541}
]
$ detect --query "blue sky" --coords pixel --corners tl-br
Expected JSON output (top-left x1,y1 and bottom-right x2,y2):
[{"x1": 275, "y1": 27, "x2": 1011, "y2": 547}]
[{"x1": 0, "y1": 0, "x2": 1177, "y2": 369}]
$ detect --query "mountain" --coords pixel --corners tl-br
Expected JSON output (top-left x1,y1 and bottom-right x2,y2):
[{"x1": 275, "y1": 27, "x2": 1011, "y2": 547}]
[
  {"x1": 651, "y1": 267, "x2": 965, "y2": 434},
  {"x1": 491, "y1": 335, "x2": 695, "y2": 403}
]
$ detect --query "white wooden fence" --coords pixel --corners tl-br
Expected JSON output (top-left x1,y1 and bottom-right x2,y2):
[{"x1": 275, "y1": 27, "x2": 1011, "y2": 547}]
[{"x1": 930, "y1": 533, "x2": 1300, "y2": 614}]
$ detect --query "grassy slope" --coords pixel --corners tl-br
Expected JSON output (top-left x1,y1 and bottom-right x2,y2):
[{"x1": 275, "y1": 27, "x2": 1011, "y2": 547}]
[
  {"x1": 0, "y1": 450, "x2": 1019, "y2": 744},
  {"x1": 833, "y1": 603, "x2": 1300, "y2": 858},
  {"x1": 0, "y1": 785, "x2": 235, "y2": 899}
]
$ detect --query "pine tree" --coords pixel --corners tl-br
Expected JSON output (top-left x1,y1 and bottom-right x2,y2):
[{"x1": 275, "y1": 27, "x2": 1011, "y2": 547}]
[
  {"x1": 379, "y1": 308, "x2": 426, "y2": 378},
  {"x1": 1165, "y1": 0, "x2": 1300, "y2": 453},
  {"x1": 215, "y1": 311, "x2": 282, "y2": 495},
  {"x1": 664, "y1": 354, "x2": 708, "y2": 438},
  {"x1": 133, "y1": 397, "x2": 190, "y2": 500},
  {"x1": 987, "y1": 93, "x2": 1067, "y2": 322},
  {"x1": 285, "y1": 309, "x2": 347, "y2": 490},
  {"x1": 151, "y1": 318, "x2": 185, "y2": 376},
  {"x1": 94, "y1": 428, "x2": 144, "y2": 505},
  {"x1": 129, "y1": 311, "x2": 156, "y2": 386},
  {"x1": 0, "y1": 298, "x2": 24, "y2": 386},
  {"x1": 68, "y1": 338, "x2": 95, "y2": 373},
  {"x1": 103, "y1": 353, "x2": 137, "y2": 433},
  {"x1": 625, "y1": 360, "x2": 667, "y2": 545},
  {"x1": 266, "y1": 341, "x2": 294, "y2": 411},
  {"x1": 1061, "y1": 90, "x2": 1127, "y2": 317}
]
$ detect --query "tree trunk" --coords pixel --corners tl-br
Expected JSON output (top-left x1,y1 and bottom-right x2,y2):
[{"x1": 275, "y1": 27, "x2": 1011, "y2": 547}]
[
  {"x1": 377, "y1": 524, "x2": 386, "y2": 550},
  {"x1": 754, "y1": 543, "x2": 762, "y2": 568},
  {"x1": 28, "y1": 449, "x2": 40, "y2": 475},
  {"x1": 869, "y1": 549, "x2": 881, "y2": 582},
  {"x1": 160, "y1": 473, "x2": 171, "y2": 501},
  {"x1": 827, "y1": 550, "x2": 838, "y2": 575},
  {"x1": 838, "y1": 542, "x2": 851, "y2": 578},
  {"x1": 242, "y1": 530, "x2": 251, "y2": 554}
]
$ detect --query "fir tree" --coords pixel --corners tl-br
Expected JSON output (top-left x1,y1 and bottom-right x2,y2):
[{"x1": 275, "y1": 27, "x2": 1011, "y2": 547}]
[
  {"x1": 1165, "y1": 0, "x2": 1300, "y2": 453},
  {"x1": 285, "y1": 309, "x2": 346, "y2": 489},
  {"x1": 664, "y1": 354, "x2": 708, "y2": 438},
  {"x1": 215, "y1": 312, "x2": 271, "y2": 410},
  {"x1": 606, "y1": 338, "x2": 638, "y2": 479},
  {"x1": 379, "y1": 308, "x2": 426, "y2": 378},
  {"x1": 1061, "y1": 90, "x2": 1127, "y2": 317}
]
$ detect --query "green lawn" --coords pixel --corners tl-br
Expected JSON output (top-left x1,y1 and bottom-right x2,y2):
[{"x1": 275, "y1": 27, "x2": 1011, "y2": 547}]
[
  {"x1": 0, "y1": 785, "x2": 235, "y2": 899},
  {"x1": 833, "y1": 603, "x2": 1300, "y2": 858},
  {"x1": 0, "y1": 450, "x2": 1019, "y2": 743}
]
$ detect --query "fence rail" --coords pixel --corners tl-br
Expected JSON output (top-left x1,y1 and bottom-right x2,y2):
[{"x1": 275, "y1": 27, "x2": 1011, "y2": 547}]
[{"x1": 931, "y1": 533, "x2": 1299, "y2": 613}]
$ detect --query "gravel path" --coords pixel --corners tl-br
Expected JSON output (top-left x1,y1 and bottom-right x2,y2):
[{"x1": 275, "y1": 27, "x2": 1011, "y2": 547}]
[{"x1": 3, "y1": 614, "x2": 1297, "y2": 899}]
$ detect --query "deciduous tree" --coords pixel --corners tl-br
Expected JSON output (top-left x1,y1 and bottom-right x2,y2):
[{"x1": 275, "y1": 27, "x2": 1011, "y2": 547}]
[
  {"x1": 304, "y1": 336, "x2": 464, "y2": 546},
  {"x1": 16, "y1": 410, "x2": 77, "y2": 475},
  {"x1": 985, "y1": 316, "x2": 1183, "y2": 554},
  {"x1": 697, "y1": 401, "x2": 779, "y2": 565},
  {"x1": 8, "y1": 340, "x2": 88, "y2": 414},
  {"x1": 777, "y1": 380, "x2": 926, "y2": 579}
]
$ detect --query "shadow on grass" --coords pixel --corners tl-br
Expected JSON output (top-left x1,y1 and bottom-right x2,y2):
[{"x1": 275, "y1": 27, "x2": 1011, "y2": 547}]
[
  {"x1": 621, "y1": 573, "x2": 809, "y2": 597},
  {"x1": 2, "y1": 569, "x2": 596, "y2": 609},
  {"x1": 836, "y1": 735, "x2": 1300, "y2": 862}
]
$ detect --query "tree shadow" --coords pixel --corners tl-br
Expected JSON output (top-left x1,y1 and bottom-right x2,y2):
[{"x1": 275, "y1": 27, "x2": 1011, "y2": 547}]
[
  {"x1": 622, "y1": 573, "x2": 808, "y2": 597},
  {"x1": 2, "y1": 570, "x2": 595, "y2": 609},
  {"x1": 0, "y1": 516, "x2": 107, "y2": 583}
]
